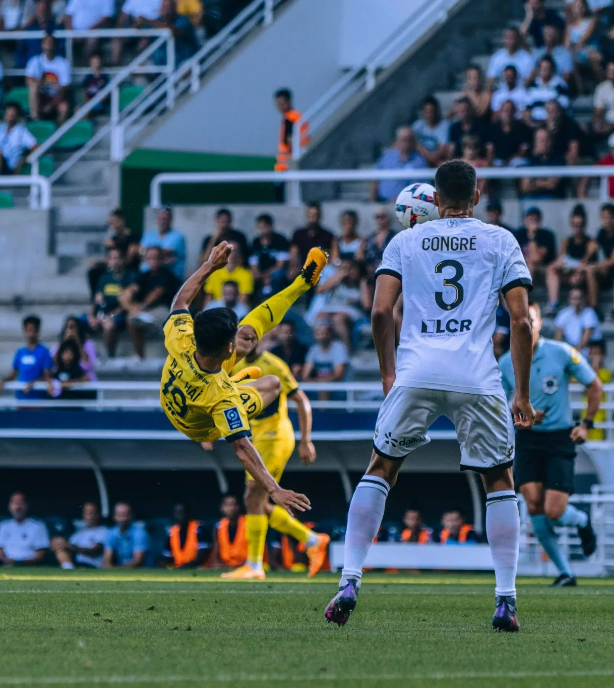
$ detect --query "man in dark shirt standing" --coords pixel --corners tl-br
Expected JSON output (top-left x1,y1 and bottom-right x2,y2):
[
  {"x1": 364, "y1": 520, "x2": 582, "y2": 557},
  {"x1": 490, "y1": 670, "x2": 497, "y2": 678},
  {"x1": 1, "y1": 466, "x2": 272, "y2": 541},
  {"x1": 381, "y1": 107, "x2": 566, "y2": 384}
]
[
  {"x1": 513, "y1": 206, "x2": 557, "y2": 282},
  {"x1": 289, "y1": 203, "x2": 335, "y2": 279},
  {"x1": 121, "y1": 246, "x2": 179, "y2": 360},
  {"x1": 249, "y1": 213, "x2": 290, "y2": 299},
  {"x1": 520, "y1": 0, "x2": 565, "y2": 49},
  {"x1": 520, "y1": 128, "x2": 566, "y2": 199},
  {"x1": 271, "y1": 320, "x2": 308, "y2": 380},
  {"x1": 201, "y1": 208, "x2": 249, "y2": 266}
]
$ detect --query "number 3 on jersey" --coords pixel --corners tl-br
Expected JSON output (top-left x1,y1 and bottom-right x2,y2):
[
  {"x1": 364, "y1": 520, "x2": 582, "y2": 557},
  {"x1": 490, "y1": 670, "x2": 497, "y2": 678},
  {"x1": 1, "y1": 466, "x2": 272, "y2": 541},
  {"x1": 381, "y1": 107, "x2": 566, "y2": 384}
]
[{"x1": 435, "y1": 259, "x2": 464, "y2": 311}]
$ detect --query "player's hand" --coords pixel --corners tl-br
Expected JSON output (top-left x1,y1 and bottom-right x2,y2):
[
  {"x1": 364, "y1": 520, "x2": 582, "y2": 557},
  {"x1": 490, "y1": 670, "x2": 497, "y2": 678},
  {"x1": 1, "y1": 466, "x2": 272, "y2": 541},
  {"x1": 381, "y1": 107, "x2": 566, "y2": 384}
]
[
  {"x1": 270, "y1": 487, "x2": 311, "y2": 516},
  {"x1": 570, "y1": 424, "x2": 589, "y2": 444},
  {"x1": 534, "y1": 409, "x2": 547, "y2": 424},
  {"x1": 206, "y1": 241, "x2": 232, "y2": 272},
  {"x1": 382, "y1": 374, "x2": 395, "y2": 397},
  {"x1": 298, "y1": 439, "x2": 316, "y2": 465},
  {"x1": 200, "y1": 441, "x2": 214, "y2": 451},
  {"x1": 512, "y1": 397, "x2": 535, "y2": 430}
]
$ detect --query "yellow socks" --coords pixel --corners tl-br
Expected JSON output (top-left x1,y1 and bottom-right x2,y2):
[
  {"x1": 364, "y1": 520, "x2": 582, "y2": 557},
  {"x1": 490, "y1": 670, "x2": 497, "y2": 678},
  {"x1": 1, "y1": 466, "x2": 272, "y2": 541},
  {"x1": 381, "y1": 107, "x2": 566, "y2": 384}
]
[
  {"x1": 239, "y1": 276, "x2": 310, "y2": 340},
  {"x1": 245, "y1": 514, "x2": 268, "y2": 569},
  {"x1": 269, "y1": 505, "x2": 315, "y2": 545}
]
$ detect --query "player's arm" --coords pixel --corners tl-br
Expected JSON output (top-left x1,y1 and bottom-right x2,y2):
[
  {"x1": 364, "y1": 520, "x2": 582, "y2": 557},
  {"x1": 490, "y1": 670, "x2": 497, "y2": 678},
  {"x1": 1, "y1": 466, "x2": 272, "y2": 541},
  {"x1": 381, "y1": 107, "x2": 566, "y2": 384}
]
[
  {"x1": 231, "y1": 436, "x2": 310, "y2": 516},
  {"x1": 290, "y1": 388, "x2": 316, "y2": 465},
  {"x1": 171, "y1": 241, "x2": 232, "y2": 312},
  {"x1": 503, "y1": 285, "x2": 535, "y2": 429},
  {"x1": 372, "y1": 274, "x2": 402, "y2": 396},
  {"x1": 568, "y1": 348, "x2": 603, "y2": 443}
]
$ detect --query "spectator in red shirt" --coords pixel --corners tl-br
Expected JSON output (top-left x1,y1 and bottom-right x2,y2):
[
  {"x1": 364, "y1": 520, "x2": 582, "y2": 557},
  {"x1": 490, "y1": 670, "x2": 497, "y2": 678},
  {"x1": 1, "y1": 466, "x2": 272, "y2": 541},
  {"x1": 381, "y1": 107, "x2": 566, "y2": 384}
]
[
  {"x1": 597, "y1": 132, "x2": 614, "y2": 198},
  {"x1": 289, "y1": 203, "x2": 335, "y2": 279}
]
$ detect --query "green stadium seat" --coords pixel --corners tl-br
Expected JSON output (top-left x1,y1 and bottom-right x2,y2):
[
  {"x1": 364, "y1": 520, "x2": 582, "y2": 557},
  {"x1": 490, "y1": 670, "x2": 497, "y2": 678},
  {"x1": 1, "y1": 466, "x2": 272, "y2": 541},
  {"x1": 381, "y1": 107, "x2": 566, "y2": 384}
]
[
  {"x1": 5, "y1": 87, "x2": 30, "y2": 113},
  {"x1": 21, "y1": 156, "x2": 54, "y2": 178},
  {"x1": 55, "y1": 120, "x2": 94, "y2": 150},
  {"x1": 119, "y1": 86, "x2": 145, "y2": 112},
  {"x1": 27, "y1": 120, "x2": 56, "y2": 144},
  {"x1": 0, "y1": 193, "x2": 14, "y2": 208}
]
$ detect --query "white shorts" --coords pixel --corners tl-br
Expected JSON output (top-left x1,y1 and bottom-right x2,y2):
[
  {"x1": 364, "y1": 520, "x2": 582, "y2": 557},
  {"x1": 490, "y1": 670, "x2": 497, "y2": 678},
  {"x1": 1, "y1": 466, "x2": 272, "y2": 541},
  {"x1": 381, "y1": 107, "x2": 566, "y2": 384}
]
[{"x1": 373, "y1": 385, "x2": 515, "y2": 474}]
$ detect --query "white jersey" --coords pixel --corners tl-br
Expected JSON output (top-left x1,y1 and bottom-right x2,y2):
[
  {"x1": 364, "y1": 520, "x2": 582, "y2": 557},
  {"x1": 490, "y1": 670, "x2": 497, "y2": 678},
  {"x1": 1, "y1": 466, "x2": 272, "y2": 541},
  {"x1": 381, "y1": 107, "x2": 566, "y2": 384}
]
[{"x1": 376, "y1": 217, "x2": 531, "y2": 395}]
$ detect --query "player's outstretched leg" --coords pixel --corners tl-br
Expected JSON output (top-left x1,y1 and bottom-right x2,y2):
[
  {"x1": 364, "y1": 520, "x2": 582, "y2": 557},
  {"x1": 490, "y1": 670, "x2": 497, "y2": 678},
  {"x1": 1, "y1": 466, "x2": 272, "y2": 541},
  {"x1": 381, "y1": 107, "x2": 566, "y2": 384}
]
[
  {"x1": 325, "y1": 455, "x2": 395, "y2": 626},
  {"x1": 239, "y1": 247, "x2": 328, "y2": 340},
  {"x1": 268, "y1": 505, "x2": 330, "y2": 578},
  {"x1": 550, "y1": 504, "x2": 596, "y2": 558}
]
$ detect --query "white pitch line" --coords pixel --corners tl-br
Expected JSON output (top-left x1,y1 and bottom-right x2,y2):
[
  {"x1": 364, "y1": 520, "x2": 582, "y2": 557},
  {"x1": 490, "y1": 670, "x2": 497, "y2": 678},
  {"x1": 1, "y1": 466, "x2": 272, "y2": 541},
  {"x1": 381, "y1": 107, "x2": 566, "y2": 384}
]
[{"x1": 2, "y1": 670, "x2": 614, "y2": 685}]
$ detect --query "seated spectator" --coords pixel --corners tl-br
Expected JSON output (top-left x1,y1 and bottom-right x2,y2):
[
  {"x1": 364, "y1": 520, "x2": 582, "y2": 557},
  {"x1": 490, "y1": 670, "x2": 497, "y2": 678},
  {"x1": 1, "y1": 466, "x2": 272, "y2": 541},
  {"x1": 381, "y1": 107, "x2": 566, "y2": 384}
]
[
  {"x1": 360, "y1": 207, "x2": 396, "y2": 275},
  {"x1": 486, "y1": 200, "x2": 512, "y2": 231},
  {"x1": 51, "y1": 502, "x2": 107, "y2": 569},
  {"x1": 302, "y1": 322, "x2": 350, "y2": 383},
  {"x1": 448, "y1": 98, "x2": 488, "y2": 159},
  {"x1": 587, "y1": 203, "x2": 614, "y2": 309},
  {"x1": 0, "y1": 492, "x2": 49, "y2": 566},
  {"x1": 122, "y1": 246, "x2": 179, "y2": 360},
  {"x1": 0, "y1": 0, "x2": 36, "y2": 30},
  {"x1": 593, "y1": 61, "x2": 614, "y2": 135},
  {"x1": 439, "y1": 510, "x2": 478, "y2": 545},
  {"x1": 103, "y1": 502, "x2": 150, "y2": 568},
  {"x1": 289, "y1": 203, "x2": 336, "y2": 279},
  {"x1": 52, "y1": 315, "x2": 97, "y2": 381},
  {"x1": 0, "y1": 101, "x2": 37, "y2": 175},
  {"x1": 491, "y1": 66, "x2": 528, "y2": 118},
  {"x1": 493, "y1": 301, "x2": 511, "y2": 359},
  {"x1": 546, "y1": 205, "x2": 598, "y2": 314},
  {"x1": 151, "y1": 0, "x2": 198, "y2": 67},
  {"x1": 411, "y1": 96, "x2": 450, "y2": 167},
  {"x1": 270, "y1": 320, "x2": 308, "y2": 380},
  {"x1": 520, "y1": 128, "x2": 566, "y2": 199},
  {"x1": 248, "y1": 213, "x2": 290, "y2": 299},
  {"x1": 332, "y1": 210, "x2": 365, "y2": 263},
  {"x1": 486, "y1": 26, "x2": 535, "y2": 88},
  {"x1": 65, "y1": 0, "x2": 114, "y2": 58},
  {"x1": 204, "y1": 281, "x2": 249, "y2": 320},
  {"x1": 50, "y1": 339, "x2": 89, "y2": 400},
  {"x1": 26, "y1": 33, "x2": 70, "y2": 124},
  {"x1": 112, "y1": 0, "x2": 162, "y2": 64},
  {"x1": 370, "y1": 126, "x2": 427, "y2": 202},
  {"x1": 532, "y1": 24, "x2": 574, "y2": 83},
  {"x1": 521, "y1": 0, "x2": 565, "y2": 48},
  {"x1": 82, "y1": 53, "x2": 109, "y2": 115},
  {"x1": 460, "y1": 135, "x2": 489, "y2": 194},
  {"x1": 208, "y1": 496, "x2": 247, "y2": 569},
  {"x1": 459, "y1": 64, "x2": 491, "y2": 121},
  {"x1": 584, "y1": 340, "x2": 611, "y2": 440},
  {"x1": 15, "y1": 1, "x2": 61, "y2": 70},
  {"x1": 161, "y1": 503, "x2": 208, "y2": 568},
  {"x1": 176, "y1": 0, "x2": 203, "y2": 26},
  {"x1": 140, "y1": 206, "x2": 186, "y2": 280},
  {"x1": 554, "y1": 287, "x2": 602, "y2": 352},
  {"x1": 203, "y1": 241, "x2": 254, "y2": 306},
  {"x1": 309, "y1": 261, "x2": 373, "y2": 349},
  {"x1": 513, "y1": 206, "x2": 557, "y2": 280},
  {"x1": 544, "y1": 99, "x2": 581, "y2": 166},
  {"x1": 524, "y1": 57, "x2": 571, "y2": 123},
  {"x1": 0, "y1": 315, "x2": 53, "y2": 399},
  {"x1": 89, "y1": 248, "x2": 137, "y2": 358},
  {"x1": 486, "y1": 100, "x2": 532, "y2": 166},
  {"x1": 201, "y1": 208, "x2": 249, "y2": 266},
  {"x1": 565, "y1": 0, "x2": 601, "y2": 88},
  {"x1": 400, "y1": 509, "x2": 433, "y2": 544}
]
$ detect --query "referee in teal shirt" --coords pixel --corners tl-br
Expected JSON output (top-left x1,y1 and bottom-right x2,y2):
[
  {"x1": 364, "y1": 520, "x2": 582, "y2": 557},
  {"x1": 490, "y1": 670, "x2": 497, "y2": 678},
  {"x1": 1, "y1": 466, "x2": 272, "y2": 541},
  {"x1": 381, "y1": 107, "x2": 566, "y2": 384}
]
[{"x1": 499, "y1": 301, "x2": 603, "y2": 586}]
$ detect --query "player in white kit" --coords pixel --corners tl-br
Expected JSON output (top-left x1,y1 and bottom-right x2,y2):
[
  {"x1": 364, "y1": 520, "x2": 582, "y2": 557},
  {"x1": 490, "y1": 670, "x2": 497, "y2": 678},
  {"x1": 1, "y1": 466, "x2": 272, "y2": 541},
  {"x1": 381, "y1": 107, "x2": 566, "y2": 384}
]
[{"x1": 324, "y1": 160, "x2": 536, "y2": 632}]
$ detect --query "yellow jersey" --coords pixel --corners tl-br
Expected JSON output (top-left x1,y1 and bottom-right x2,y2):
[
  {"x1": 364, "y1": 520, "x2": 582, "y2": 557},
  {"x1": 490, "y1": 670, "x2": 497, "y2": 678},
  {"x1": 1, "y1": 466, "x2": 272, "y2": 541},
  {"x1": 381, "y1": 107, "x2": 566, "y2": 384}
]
[
  {"x1": 160, "y1": 310, "x2": 253, "y2": 443},
  {"x1": 232, "y1": 350, "x2": 298, "y2": 438},
  {"x1": 583, "y1": 367, "x2": 612, "y2": 441},
  {"x1": 204, "y1": 266, "x2": 254, "y2": 300}
]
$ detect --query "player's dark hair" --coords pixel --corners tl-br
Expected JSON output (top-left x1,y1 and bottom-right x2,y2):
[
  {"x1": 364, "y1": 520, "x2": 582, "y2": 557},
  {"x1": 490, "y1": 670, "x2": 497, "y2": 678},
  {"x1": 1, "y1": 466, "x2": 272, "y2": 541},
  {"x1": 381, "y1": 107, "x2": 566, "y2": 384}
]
[
  {"x1": 434, "y1": 160, "x2": 477, "y2": 206},
  {"x1": 256, "y1": 213, "x2": 273, "y2": 225},
  {"x1": 275, "y1": 88, "x2": 292, "y2": 100},
  {"x1": 216, "y1": 208, "x2": 232, "y2": 220},
  {"x1": 193, "y1": 307, "x2": 238, "y2": 357},
  {"x1": 23, "y1": 315, "x2": 41, "y2": 331}
]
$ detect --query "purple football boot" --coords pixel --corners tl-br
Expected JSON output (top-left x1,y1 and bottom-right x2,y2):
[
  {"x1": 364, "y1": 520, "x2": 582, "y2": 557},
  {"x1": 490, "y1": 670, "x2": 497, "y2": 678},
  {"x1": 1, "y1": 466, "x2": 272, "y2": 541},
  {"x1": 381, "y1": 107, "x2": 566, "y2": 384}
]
[
  {"x1": 492, "y1": 595, "x2": 520, "y2": 632},
  {"x1": 324, "y1": 580, "x2": 359, "y2": 627}
]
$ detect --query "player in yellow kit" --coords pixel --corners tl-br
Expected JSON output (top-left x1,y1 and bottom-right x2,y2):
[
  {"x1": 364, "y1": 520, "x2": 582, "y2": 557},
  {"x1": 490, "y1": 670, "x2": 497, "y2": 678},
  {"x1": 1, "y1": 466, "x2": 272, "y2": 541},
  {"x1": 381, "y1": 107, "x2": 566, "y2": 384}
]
[
  {"x1": 160, "y1": 241, "x2": 328, "y2": 516},
  {"x1": 216, "y1": 348, "x2": 330, "y2": 580}
]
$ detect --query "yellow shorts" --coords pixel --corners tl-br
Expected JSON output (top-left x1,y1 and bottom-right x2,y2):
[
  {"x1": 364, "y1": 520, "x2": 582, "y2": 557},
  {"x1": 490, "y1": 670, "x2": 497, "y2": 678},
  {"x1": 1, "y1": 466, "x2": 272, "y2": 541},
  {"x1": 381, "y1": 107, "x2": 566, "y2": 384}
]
[
  {"x1": 246, "y1": 417, "x2": 295, "y2": 483},
  {"x1": 238, "y1": 384, "x2": 265, "y2": 421}
]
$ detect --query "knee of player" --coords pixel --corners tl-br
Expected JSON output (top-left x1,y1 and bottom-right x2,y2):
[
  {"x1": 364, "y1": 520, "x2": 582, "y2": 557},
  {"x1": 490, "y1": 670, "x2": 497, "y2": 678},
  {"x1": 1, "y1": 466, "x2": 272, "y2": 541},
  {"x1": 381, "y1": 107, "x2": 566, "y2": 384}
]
[
  {"x1": 544, "y1": 503, "x2": 566, "y2": 521},
  {"x1": 525, "y1": 499, "x2": 544, "y2": 516},
  {"x1": 262, "y1": 374, "x2": 282, "y2": 398}
]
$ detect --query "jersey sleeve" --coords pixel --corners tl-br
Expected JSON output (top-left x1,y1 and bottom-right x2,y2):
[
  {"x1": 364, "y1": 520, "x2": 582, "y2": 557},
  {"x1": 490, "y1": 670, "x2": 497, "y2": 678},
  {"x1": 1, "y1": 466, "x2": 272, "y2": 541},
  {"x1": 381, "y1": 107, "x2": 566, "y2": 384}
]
[
  {"x1": 375, "y1": 234, "x2": 402, "y2": 280},
  {"x1": 501, "y1": 235, "x2": 533, "y2": 295},
  {"x1": 564, "y1": 345, "x2": 597, "y2": 386},
  {"x1": 211, "y1": 395, "x2": 251, "y2": 442},
  {"x1": 163, "y1": 310, "x2": 194, "y2": 359}
]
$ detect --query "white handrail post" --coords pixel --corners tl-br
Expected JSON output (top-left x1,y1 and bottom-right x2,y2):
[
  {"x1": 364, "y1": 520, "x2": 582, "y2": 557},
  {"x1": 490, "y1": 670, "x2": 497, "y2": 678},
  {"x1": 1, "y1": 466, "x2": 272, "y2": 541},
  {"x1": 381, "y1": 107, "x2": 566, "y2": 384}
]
[
  {"x1": 66, "y1": 35, "x2": 73, "y2": 70},
  {"x1": 190, "y1": 61, "x2": 200, "y2": 94},
  {"x1": 600, "y1": 174, "x2": 610, "y2": 201},
  {"x1": 166, "y1": 36, "x2": 176, "y2": 108},
  {"x1": 288, "y1": 177, "x2": 301, "y2": 207},
  {"x1": 110, "y1": 85, "x2": 122, "y2": 161},
  {"x1": 365, "y1": 64, "x2": 376, "y2": 91},
  {"x1": 264, "y1": 0, "x2": 274, "y2": 25},
  {"x1": 29, "y1": 181, "x2": 39, "y2": 210}
]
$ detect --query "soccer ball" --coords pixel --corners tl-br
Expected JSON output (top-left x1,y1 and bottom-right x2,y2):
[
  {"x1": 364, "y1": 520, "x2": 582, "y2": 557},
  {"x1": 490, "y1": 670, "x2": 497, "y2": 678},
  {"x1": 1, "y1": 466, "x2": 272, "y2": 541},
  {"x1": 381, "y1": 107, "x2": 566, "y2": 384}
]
[{"x1": 395, "y1": 182, "x2": 438, "y2": 228}]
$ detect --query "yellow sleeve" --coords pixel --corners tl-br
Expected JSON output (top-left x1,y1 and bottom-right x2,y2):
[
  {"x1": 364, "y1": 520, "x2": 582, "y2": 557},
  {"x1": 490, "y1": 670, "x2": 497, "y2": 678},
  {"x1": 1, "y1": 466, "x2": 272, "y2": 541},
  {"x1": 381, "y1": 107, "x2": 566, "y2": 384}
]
[
  {"x1": 270, "y1": 355, "x2": 298, "y2": 396},
  {"x1": 211, "y1": 394, "x2": 251, "y2": 442},
  {"x1": 163, "y1": 310, "x2": 194, "y2": 359}
]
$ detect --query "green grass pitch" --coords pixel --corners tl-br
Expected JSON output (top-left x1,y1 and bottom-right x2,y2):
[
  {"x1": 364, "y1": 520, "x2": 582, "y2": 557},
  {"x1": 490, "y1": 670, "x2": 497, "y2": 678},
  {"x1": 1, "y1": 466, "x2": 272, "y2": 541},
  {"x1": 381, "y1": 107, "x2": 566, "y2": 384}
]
[{"x1": 1, "y1": 569, "x2": 614, "y2": 688}]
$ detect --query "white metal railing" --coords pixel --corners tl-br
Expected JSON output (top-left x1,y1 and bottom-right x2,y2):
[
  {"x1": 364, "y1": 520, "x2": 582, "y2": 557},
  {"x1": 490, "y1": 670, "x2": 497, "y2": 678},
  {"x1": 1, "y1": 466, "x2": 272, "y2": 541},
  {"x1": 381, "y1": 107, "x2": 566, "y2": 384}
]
[
  {"x1": 0, "y1": 29, "x2": 173, "y2": 78},
  {"x1": 114, "y1": 0, "x2": 286, "y2": 160},
  {"x1": 0, "y1": 174, "x2": 51, "y2": 209},
  {"x1": 27, "y1": 30, "x2": 174, "y2": 184},
  {"x1": 149, "y1": 166, "x2": 614, "y2": 208},
  {"x1": 292, "y1": 0, "x2": 469, "y2": 160}
]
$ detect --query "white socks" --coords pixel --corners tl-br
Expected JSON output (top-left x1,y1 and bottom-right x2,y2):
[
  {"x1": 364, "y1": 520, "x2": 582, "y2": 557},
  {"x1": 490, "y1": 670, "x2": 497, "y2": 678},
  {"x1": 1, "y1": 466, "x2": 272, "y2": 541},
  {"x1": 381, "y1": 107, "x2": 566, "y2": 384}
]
[
  {"x1": 486, "y1": 490, "x2": 519, "y2": 598},
  {"x1": 340, "y1": 475, "x2": 390, "y2": 588}
]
